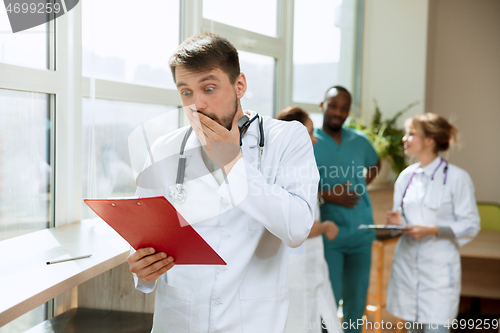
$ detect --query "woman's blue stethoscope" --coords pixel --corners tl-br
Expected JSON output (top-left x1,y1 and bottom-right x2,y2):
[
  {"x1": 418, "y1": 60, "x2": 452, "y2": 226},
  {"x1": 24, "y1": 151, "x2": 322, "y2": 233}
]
[
  {"x1": 169, "y1": 113, "x2": 264, "y2": 203},
  {"x1": 398, "y1": 157, "x2": 449, "y2": 218}
]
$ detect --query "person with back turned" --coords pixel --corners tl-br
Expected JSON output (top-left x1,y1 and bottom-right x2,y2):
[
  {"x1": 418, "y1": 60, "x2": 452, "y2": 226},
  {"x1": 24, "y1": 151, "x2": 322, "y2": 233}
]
[{"x1": 278, "y1": 106, "x2": 342, "y2": 333}]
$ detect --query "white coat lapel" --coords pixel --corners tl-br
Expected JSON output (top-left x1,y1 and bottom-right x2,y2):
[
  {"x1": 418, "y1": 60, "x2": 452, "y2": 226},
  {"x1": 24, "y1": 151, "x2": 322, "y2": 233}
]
[{"x1": 423, "y1": 165, "x2": 446, "y2": 210}]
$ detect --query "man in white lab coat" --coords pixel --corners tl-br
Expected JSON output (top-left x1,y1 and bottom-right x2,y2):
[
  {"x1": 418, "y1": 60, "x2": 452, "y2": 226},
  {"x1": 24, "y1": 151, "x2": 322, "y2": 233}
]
[{"x1": 127, "y1": 32, "x2": 320, "y2": 332}]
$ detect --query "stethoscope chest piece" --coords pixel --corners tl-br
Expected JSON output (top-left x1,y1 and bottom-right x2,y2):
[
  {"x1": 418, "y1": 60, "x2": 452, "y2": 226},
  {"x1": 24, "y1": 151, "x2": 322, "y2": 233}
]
[{"x1": 170, "y1": 184, "x2": 187, "y2": 204}]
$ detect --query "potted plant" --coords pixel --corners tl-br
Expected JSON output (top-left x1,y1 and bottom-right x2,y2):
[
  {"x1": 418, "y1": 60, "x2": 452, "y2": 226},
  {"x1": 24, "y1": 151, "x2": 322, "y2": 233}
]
[{"x1": 345, "y1": 100, "x2": 420, "y2": 180}]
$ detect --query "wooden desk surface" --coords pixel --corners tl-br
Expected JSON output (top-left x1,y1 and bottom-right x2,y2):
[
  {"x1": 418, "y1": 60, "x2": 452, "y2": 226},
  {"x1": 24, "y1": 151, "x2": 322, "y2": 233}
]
[
  {"x1": 460, "y1": 230, "x2": 500, "y2": 260},
  {"x1": 0, "y1": 219, "x2": 129, "y2": 326},
  {"x1": 460, "y1": 230, "x2": 500, "y2": 299}
]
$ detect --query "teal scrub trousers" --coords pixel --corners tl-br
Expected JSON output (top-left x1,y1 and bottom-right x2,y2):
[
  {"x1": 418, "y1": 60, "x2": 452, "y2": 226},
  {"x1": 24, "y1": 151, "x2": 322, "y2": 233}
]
[
  {"x1": 314, "y1": 127, "x2": 379, "y2": 333},
  {"x1": 324, "y1": 242, "x2": 372, "y2": 333}
]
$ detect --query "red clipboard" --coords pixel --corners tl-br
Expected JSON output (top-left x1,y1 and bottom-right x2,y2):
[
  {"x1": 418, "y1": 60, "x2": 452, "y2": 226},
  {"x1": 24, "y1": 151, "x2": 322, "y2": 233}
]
[{"x1": 84, "y1": 196, "x2": 226, "y2": 265}]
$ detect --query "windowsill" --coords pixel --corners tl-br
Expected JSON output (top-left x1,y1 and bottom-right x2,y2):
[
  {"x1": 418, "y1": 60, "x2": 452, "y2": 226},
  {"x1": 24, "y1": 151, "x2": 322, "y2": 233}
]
[{"x1": 0, "y1": 219, "x2": 129, "y2": 326}]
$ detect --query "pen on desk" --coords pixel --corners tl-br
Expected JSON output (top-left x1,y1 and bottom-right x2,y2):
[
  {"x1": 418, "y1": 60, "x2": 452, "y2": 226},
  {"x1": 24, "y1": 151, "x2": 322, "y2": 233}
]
[{"x1": 46, "y1": 254, "x2": 92, "y2": 265}]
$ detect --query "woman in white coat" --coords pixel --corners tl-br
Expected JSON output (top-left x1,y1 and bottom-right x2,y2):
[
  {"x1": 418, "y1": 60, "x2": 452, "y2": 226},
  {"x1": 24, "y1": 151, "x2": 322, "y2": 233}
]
[
  {"x1": 386, "y1": 113, "x2": 480, "y2": 333},
  {"x1": 278, "y1": 107, "x2": 343, "y2": 333}
]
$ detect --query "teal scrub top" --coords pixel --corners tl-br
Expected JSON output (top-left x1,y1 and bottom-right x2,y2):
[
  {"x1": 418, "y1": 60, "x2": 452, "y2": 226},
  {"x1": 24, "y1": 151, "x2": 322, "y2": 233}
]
[{"x1": 314, "y1": 127, "x2": 379, "y2": 248}]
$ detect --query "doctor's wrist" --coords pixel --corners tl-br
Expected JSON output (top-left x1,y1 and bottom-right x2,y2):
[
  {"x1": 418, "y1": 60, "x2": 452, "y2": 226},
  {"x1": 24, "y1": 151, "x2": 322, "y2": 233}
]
[
  {"x1": 436, "y1": 226, "x2": 455, "y2": 239},
  {"x1": 429, "y1": 226, "x2": 439, "y2": 236}
]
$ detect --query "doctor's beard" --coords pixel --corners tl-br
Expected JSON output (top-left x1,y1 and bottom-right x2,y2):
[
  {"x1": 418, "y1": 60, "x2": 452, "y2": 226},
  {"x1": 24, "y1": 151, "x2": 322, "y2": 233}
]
[
  {"x1": 197, "y1": 93, "x2": 239, "y2": 131},
  {"x1": 324, "y1": 115, "x2": 344, "y2": 133}
]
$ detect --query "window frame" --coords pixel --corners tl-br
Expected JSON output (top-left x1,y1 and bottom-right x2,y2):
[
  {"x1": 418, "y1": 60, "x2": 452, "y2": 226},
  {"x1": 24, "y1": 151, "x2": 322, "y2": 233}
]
[
  {"x1": 290, "y1": 0, "x2": 364, "y2": 118},
  {"x1": 0, "y1": 0, "x2": 363, "y2": 325},
  {"x1": 0, "y1": 10, "x2": 58, "y2": 329},
  {"x1": 192, "y1": 0, "x2": 294, "y2": 117},
  {"x1": 0, "y1": 0, "x2": 364, "y2": 228}
]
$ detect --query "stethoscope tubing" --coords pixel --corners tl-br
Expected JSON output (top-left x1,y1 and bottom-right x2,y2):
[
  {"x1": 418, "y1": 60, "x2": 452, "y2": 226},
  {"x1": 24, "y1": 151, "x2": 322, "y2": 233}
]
[
  {"x1": 399, "y1": 157, "x2": 449, "y2": 216},
  {"x1": 171, "y1": 113, "x2": 264, "y2": 203},
  {"x1": 176, "y1": 127, "x2": 193, "y2": 185}
]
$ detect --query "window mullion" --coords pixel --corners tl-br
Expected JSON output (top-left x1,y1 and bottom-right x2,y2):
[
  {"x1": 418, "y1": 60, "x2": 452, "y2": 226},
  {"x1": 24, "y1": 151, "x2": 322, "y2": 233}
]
[
  {"x1": 0, "y1": 64, "x2": 61, "y2": 94},
  {"x1": 277, "y1": 0, "x2": 294, "y2": 113},
  {"x1": 54, "y1": 1, "x2": 83, "y2": 228},
  {"x1": 181, "y1": 0, "x2": 203, "y2": 41},
  {"x1": 201, "y1": 19, "x2": 284, "y2": 59},
  {"x1": 81, "y1": 78, "x2": 181, "y2": 106}
]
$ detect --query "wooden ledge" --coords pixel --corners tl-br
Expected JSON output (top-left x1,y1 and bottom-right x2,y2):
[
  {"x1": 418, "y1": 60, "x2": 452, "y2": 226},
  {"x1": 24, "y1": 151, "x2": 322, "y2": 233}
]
[
  {"x1": 460, "y1": 229, "x2": 500, "y2": 260},
  {"x1": 25, "y1": 308, "x2": 153, "y2": 333},
  {"x1": 0, "y1": 219, "x2": 129, "y2": 326}
]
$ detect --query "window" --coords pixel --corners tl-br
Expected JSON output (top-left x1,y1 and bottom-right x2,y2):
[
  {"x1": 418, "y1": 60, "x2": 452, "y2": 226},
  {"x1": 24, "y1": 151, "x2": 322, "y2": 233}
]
[
  {"x1": 81, "y1": 0, "x2": 183, "y2": 221},
  {"x1": 0, "y1": 89, "x2": 51, "y2": 241},
  {"x1": 0, "y1": 0, "x2": 183, "y2": 328},
  {"x1": 239, "y1": 51, "x2": 275, "y2": 117},
  {"x1": 0, "y1": 15, "x2": 48, "y2": 69},
  {"x1": 293, "y1": 0, "x2": 342, "y2": 104},
  {"x1": 0, "y1": 11, "x2": 53, "y2": 330},
  {"x1": 200, "y1": 0, "x2": 288, "y2": 117},
  {"x1": 81, "y1": 99, "x2": 178, "y2": 219},
  {"x1": 203, "y1": 0, "x2": 279, "y2": 37},
  {"x1": 292, "y1": 0, "x2": 359, "y2": 107},
  {"x1": 82, "y1": 0, "x2": 180, "y2": 88}
]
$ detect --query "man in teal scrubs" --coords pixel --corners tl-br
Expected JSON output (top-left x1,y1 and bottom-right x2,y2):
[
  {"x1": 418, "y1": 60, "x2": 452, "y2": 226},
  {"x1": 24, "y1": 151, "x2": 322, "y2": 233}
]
[{"x1": 314, "y1": 86, "x2": 380, "y2": 333}]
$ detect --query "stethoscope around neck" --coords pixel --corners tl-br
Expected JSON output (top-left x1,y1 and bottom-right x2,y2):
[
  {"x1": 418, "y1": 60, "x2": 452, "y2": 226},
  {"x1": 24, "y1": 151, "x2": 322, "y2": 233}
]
[
  {"x1": 398, "y1": 157, "x2": 449, "y2": 218},
  {"x1": 169, "y1": 113, "x2": 264, "y2": 204}
]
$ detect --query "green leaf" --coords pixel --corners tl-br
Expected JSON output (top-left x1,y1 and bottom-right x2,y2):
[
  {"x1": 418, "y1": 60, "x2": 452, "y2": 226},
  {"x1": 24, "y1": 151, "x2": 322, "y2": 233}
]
[{"x1": 344, "y1": 100, "x2": 420, "y2": 174}]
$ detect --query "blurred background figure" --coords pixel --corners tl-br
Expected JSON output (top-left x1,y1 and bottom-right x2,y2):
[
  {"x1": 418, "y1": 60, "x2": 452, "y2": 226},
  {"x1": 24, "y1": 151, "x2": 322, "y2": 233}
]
[
  {"x1": 386, "y1": 113, "x2": 480, "y2": 333},
  {"x1": 314, "y1": 86, "x2": 380, "y2": 333},
  {"x1": 278, "y1": 106, "x2": 342, "y2": 333}
]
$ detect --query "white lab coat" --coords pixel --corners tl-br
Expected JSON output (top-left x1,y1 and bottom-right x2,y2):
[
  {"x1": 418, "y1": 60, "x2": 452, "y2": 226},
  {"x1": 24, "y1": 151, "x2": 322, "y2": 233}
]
[
  {"x1": 133, "y1": 111, "x2": 320, "y2": 333},
  {"x1": 386, "y1": 157, "x2": 480, "y2": 324},
  {"x1": 285, "y1": 204, "x2": 342, "y2": 333}
]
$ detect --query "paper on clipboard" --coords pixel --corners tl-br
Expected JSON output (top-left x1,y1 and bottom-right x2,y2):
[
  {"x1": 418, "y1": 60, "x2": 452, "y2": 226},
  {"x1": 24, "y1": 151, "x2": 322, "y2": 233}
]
[
  {"x1": 358, "y1": 224, "x2": 411, "y2": 231},
  {"x1": 84, "y1": 196, "x2": 226, "y2": 265}
]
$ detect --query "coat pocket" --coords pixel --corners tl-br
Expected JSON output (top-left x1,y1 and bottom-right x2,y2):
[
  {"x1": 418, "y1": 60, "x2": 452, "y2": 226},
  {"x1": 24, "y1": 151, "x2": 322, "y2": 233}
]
[
  {"x1": 432, "y1": 261, "x2": 458, "y2": 289},
  {"x1": 152, "y1": 279, "x2": 193, "y2": 333},
  {"x1": 239, "y1": 284, "x2": 288, "y2": 333}
]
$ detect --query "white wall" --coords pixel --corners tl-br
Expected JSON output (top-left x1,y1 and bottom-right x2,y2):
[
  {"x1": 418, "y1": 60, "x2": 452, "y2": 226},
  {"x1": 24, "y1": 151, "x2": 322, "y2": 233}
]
[
  {"x1": 425, "y1": 0, "x2": 500, "y2": 202},
  {"x1": 360, "y1": 0, "x2": 429, "y2": 126}
]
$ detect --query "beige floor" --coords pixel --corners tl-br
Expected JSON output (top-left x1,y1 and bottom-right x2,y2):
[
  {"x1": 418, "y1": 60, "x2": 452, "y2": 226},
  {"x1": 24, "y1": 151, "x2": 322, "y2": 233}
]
[{"x1": 367, "y1": 187, "x2": 399, "y2": 322}]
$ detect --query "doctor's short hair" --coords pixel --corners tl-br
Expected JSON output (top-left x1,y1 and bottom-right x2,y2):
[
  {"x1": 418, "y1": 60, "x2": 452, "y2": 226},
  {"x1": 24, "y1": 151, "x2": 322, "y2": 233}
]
[
  {"x1": 405, "y1": 113, "x2": 459, "y2": 152},
  {"x1": 169, "y1": 32, "x2": 240, "y2": 84},
  {"x1": 323, "y1": 85, "x2": 352, "y2": 103},
  {"x1": 277, "y1": 106, "x2": 310, "y2": 125}
]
